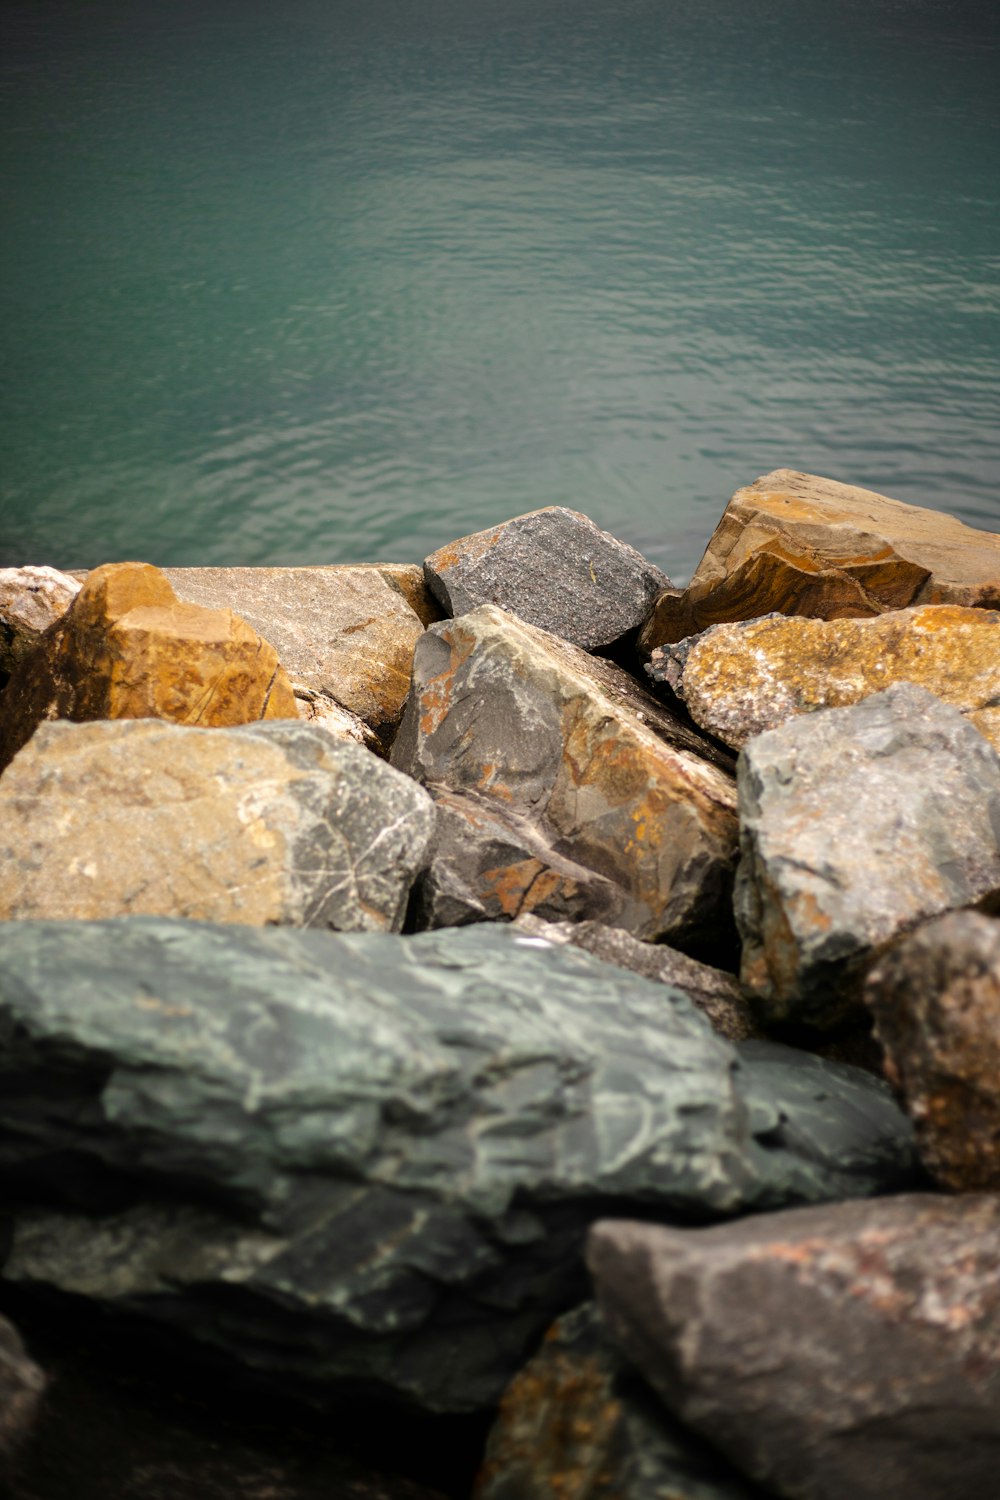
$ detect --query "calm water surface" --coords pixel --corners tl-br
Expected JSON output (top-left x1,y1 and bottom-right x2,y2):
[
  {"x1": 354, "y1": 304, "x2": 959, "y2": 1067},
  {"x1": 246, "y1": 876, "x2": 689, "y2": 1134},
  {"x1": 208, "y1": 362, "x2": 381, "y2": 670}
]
[{"x1": 2, "y1": 0, "x2": 998, "y2": 578}]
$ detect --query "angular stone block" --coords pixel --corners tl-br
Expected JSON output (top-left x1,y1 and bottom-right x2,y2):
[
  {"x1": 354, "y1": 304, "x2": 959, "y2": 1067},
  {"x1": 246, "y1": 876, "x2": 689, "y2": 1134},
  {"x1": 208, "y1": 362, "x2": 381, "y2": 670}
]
[{"x1": 0, "y1": 564, "x2": 80, "y2": 675}]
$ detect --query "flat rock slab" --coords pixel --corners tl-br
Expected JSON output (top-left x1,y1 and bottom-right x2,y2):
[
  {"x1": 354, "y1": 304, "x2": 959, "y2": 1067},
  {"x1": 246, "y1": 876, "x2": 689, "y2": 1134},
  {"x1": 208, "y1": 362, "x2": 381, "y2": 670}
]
[
  {"x1": 164, "y1": 566, "x2": 428, "y2": 735},
  {"x1": 0, "y1": 565, "x2": 80, "y2": 675},
  {"x1": 735, "y1": 682, "x2": 1000, "y2": 1027},
  {"x1": 0, "y1": 919, "x2": 914, "y2": 1412},
  {"x1": 650, "y1": 604, "x2": 1000, "y2": 751},
  {"x1": 639, "y1": 469, "x2": 1000, "y2": 650},
  {"x1": 475, "y1": 1303, "x2": 765, "y2": 1500},
  {"x1": 424, "y1": 507, "x2": 670, "y2": 652},
  {"x1": 391, "y1": 605, "x2": 738, "y2": 945},
  {"x1": 0, "y1": 563, "x2": 297, "y2": 774},
  {"x1": 865, "y1": 911, "x2": 1000, "y2": 1190},
  {"x1": 0, "y1": 719, "x2": 434, "y2": 932},
  {"x1": 588, "y1": 1194, "x2": 1000, "y2": 1500}
]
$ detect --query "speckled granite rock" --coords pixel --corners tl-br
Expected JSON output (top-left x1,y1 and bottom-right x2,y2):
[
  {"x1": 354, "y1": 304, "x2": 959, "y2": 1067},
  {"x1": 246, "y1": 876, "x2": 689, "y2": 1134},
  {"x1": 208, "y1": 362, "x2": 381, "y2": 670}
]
[
  {"x1": 475, "y1": 1304, "x2": 765, "y2": 1500},
  {"x1": 649, "y1": 605, "x2": 1000, "y2": 751},
  {"x1": 865, "y1": 911, "x2": 1000, "y2": 1190},
  {"x1": 735, "y1": 682, "x2": 1000, "y2": 1028},
  {"x1": 392, "y1": 605, "x2": 738, "y2": 946},
  {"x1": 424, "y1": 507, "x2": 670, "y2": 651},
  {"x1": 0, "y1": 719, "x2": 434, "y2": 931},
  {"x1": 0, "y1": 919, "x2": 915, "y2": 1412},
  {"x1": 0, "y1": 565, "x2": 80, "y2": 676},
  {"x1": 588, "y1": 1194, "x2": 1000, "y2": 1500},
  {"x1": 0, "y1": 1316, "x2": 45, "y2": 1473}
]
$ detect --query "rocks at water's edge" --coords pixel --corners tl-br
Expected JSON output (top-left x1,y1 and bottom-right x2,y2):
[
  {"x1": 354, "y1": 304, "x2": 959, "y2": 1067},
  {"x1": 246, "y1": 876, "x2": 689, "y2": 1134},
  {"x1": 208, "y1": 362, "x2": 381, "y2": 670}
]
[
  {"x1": 0, "y1": 918, "x2": 915, "y2": 1412},
  {"x1": 865, "y1": 911, "x2": 1000, "y2": 1190},
  {"x1": 0, "y1": 565, "x2": 80, "y2": 677},
  {"x1": 424, "y1": 507, "x2": 670, "y2": 652},
  {"x1": 588, "y1": 1194, "x2": 1000, "y2": 1500},
  {"x1": 735, "y1": 682, "x2": 1000, "y2": 1028}
]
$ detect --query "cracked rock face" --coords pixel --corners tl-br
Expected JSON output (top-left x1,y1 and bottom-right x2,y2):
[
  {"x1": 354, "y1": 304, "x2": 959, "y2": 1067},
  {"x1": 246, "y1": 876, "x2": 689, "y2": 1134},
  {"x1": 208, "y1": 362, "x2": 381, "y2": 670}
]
[
  {"x1": 0, "y1": 565, "x2": 80, "y2": 676},
  {"x1": 0, "y1": 919, "x2": 914, "y2": 1412},
  {"x1": 588, "y1": 1194, "x2": 1000, "y2": 1500},
  {"x1": 0, "y1": 719, "x2": 434, "y2": 931},
  {"x1": 391, "y1": 605, "x2": 738, "y2": 945},
  {"x1": 423, "y1": 507, "x2": 670, "y2": 652},
  {"x1": 734, "y1": 682, "x2": 1000, "y2": 1027}
]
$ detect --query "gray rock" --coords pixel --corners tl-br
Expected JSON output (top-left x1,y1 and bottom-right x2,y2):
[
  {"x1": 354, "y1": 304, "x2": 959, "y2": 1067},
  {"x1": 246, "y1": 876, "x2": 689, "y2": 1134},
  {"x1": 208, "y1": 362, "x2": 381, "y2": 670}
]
[
  {"x1": 735, "y1": 682, "x2": 1000, "y2": 1028},
  {"x1": 423, "y1": 507, "x2": 670, "y2": 652},
  {"x1": 588, "y1": 1194, "x2": 1000, "y2": 1500},
  {"x1": 475, "y1": 1304, "x2": 765, "y2": 1500},
  {"x1": 0, "y1": 719, "x2": 434, "y2": 932},
  {"x1": 0, "y1": 919, "x2": 915, "y2": 1412},
  {"x1": 0, "y1": 1315, "x2": 45, "y2": 1472},
  {"x1": 0, "y1": 565, "x2": 80, "y2": 676}
]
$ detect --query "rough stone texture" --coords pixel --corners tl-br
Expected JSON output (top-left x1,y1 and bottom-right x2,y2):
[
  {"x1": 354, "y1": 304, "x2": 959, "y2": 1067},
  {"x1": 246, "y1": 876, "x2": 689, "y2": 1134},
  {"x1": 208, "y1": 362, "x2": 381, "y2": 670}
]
[
  {"x1": 292, "y1": 684, "x2": 382, "y2": 753},
  {"x1": 735, "y1": 682, "x2": 1000, "y2": 1028},
  {"x1": 514, "y1": 915, "x2": 760, "y2": 1042},
  {"x1": 0, "y1": 1316, "x2": 45, "y2": 1472},
  {"x1": 391, "y1": 606, "x2": 738, "y2": 946},
  {"x1": 588, "y1": 1194, "x2": 1000, "y2": 1500},
  {"x1": 0, "y1": 563, "x2": 298, "y2": 774},
  {"x1": 164, "y1": 565, "x2": 427, "y2": 735},
  {"x1": 639, "y1": 469, "x2": 1000, "y2": 651},
  {"x1": 0, "y1": 566, "x2": 80, "y2": 675},
  {"x1": 0, "y1": 719, "x2": 434, "y2": 932},
  {"x1": 475, "y1": 1304, "x2": 765, "y2": 1500},
  {"x1": 424, "y1": 507, "x2": 671, "y2": 652},
  {"x1": 865, "y1": 911, "x2": 1000, "y2": 1190},
  {"x1": 0, "y1": 919, "x2": 915, "y2": 1413}
]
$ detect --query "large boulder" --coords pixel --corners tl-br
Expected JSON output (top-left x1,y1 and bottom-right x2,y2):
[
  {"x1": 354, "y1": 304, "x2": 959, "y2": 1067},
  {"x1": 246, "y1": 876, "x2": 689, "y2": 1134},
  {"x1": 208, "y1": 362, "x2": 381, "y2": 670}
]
[
  {"x1": 0, "y1": 719, "x2": 434, "y2": 931},
  {"x1": 0, "y1": 562, "x2": 297, "y2": 773},
  {"x1": 0, "y1": 919, "x2": 915, "y2": 1413},
  {"x1": 735, "y1": 683, "x2": 1000, "y2": 1027},
  {"x1": 0, "y1": 565, "x2": 80, "y2": 677},
  {"x1": 424, "y1": 508, "x2": 670, "y2": 652},
  {"x1": 865, "y1": 911, "x2": 1000, "y2": 1190},
  {"x1": 639, "y1": 470, "x2": 1000, "y2": 651},
  {"x1": 391, "y1": 605, "x2": 739, "y2": 948},
  {"x1": 588, "y1": 1194, "x2": 1000, "y2": 1500},
  {"x1": 650, "y1": 604, "x2": 1000, "y2": 752}
]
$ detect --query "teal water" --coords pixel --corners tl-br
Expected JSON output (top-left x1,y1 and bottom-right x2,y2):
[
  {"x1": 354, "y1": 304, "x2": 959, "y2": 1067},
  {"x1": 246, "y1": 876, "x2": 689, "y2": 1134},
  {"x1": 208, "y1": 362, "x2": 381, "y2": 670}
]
[{"x1": 2, "y1": 0, "x2": 998, "y2": 579}]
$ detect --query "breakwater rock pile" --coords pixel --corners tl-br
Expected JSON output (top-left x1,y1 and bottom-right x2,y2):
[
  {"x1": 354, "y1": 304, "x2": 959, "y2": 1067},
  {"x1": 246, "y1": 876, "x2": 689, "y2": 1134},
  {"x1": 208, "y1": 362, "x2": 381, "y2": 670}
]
[{"x1": 0, "y1": 469, "x2": 998, "y2": 1499}]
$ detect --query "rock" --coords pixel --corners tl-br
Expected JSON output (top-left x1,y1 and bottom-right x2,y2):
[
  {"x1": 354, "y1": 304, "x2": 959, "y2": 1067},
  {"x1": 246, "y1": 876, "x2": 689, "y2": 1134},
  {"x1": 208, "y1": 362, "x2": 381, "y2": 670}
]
[
  {"x1": 424, "y1": 508, "x2": 670, "y2": 652},
  {"x1": 0, "y1": 919, "x2": 915, "y2": 1412},
  {"x1": 391, "y1": 605, "x2": 739, "y2": 947},
  {"x1": 474, "y1": 1304, "x2": 764, "y2": 1500},
  {"x1": 735, "y1": 682, "x2": 1000, "y2": 1028},
  {"x1": 0, "y1": 565, "x2": 80, "y2": 676},
  {"x1": 0, "y1": 719, "x2": 434, "y2": 932},
  {"x1": 514, "y1": 914, "x2": 760, "y2": 1042},
  {"x1": 588, "y1": 1194, "x2": 1000, "y2": 1500},
  {"x1": 164, "y1": 566, "x2": 428, "y2": 737},
  {"x1": 649, "y1": 604, "x2": 1000, "y2": 752},
  {"x1": 292, "y1": 684, "x2": 382, "y2": 754},
  {"x1": 0, "y1": 562, "x2": 298, "y2": 774},
  {"x1": 0, "y1": 1315, "x2": 45, "y2": 1472},
  {"x1": 865, "y1": 911, "x2": 1000, "y2": 1190},
  {"x1": 639, "y1": 469, "x2": 1000, "y2": 651}
]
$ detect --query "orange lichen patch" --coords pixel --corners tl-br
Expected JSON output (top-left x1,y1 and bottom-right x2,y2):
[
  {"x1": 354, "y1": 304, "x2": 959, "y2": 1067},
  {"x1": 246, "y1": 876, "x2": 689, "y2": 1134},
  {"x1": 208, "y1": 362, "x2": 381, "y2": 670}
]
[
  {"x1": 418, "y1": 630, "x2": 476, "y2": 737},
  {"x1": 426, "y1": 521, "x2": 505, "y2": 576},
  {"x1": 480, "y1": 860, "x2": 577, "y2": 918}
]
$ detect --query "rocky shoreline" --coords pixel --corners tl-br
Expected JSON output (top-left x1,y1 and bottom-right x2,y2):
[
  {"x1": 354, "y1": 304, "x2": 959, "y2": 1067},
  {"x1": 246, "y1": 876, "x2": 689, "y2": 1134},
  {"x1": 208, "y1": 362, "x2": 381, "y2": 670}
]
[{"x1": 0, "y1": 468, "x2": 998, "y2": 1498}]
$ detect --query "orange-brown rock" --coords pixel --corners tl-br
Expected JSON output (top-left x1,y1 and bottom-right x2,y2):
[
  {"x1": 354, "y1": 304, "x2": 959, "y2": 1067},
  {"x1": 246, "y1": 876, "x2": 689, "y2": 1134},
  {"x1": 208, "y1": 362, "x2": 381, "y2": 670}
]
[
  {"x1": 640, "y1": 469, "x2": 1000, "y2": 651},
  {"x1": 651, "y1": 604, "x2": 1000, "y2": 751},
  {"x1": 0, "y1": 562, "x2": 297, "y2": 773}
]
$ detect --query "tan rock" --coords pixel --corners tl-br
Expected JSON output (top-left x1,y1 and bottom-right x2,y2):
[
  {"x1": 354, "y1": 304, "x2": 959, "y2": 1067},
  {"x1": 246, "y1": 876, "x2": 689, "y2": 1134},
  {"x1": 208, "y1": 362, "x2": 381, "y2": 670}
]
[
  {"x1": 652, "y1": 604, "x2": 1000, "y2": 752},
  {"x1": 0, "y1": 562, "x2": 297, "y2": 773},
  {"x1": 640, "y1": 469, "x2": 1000, "y2": 650},
  {"x1": 0, "y1": 565, "x2": 80, "y2": 674},
  {"x1": 291, "y1": 684, "x2": 381, "y2": 753}
]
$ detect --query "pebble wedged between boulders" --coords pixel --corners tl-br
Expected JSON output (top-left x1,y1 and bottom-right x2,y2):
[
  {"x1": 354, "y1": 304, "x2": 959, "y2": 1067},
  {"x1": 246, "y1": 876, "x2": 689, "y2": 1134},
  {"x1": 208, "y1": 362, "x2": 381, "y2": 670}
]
[
  {"x1": 0, "y1": 565, "x2": 80, "y2": 676},
  {"x1": 0, "y1": 918, "x2": 914, "y2": 1413}
]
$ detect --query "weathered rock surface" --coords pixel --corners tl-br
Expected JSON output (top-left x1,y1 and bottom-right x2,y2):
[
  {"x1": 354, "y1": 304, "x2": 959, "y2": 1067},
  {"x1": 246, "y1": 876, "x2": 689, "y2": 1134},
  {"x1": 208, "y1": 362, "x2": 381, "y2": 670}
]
[
  {"x1": 475, "y1": 1304, "x2": 764, "y2": 1500},
  {"x1": 639, "y1": 469, "x2": 1000, "y2": 651},
  {"x1": 514, "y1": 914, "x2": 760, "y2": 1041},
  {"x1": 392, "y1": 605, "x2": 738, "y2": 946},
  {"x1": 292, "y1": 684, "x2": 382, "y2": 753},
  {"x1": 865, "y1": 911, "x2": 1000, "y2": 1190},
  {"x1": 650, "y1": 604, "x2": 1000, "y2": 752},
  {"x1": 424, "y1": 508, "x2": 670, "y2": 651},
  {"x1": 0, "y1": 563, "x2": 298, "y2": 774},
  {"x1": 0, "y1": 1315, "x2": 45, "y2": 1471},
  {"x1": 164, "y1": 566, "x2": 428, "y2": 736},
  {"x1": 588, "y1": 1194, "x2": 1000, "y2": 1500},
  {"x1": 735, "y1": 682, "x2": 1000, "y2": 1027},
  {"x1": 0, "y1": 919, "x2": 915, "y2": 1412},
  {"x1": 0, "y1": 719, "x2": 434, "y2": 931},
  {"x1": 0, "y1": 566, "x2": 80, "y2": 676}
]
